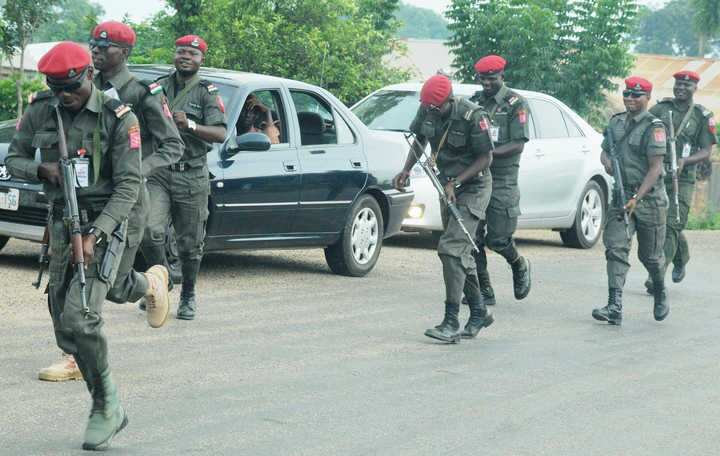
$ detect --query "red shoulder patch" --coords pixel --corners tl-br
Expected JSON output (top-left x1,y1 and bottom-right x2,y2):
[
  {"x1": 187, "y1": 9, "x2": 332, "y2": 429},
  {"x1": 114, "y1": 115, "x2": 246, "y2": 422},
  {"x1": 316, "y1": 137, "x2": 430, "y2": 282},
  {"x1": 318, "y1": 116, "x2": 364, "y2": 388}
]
[
  {"x1": 517, "y1": 109, "x2": 527, "y2": 125},
  {"x1": 653, "y1": 127, "x2": 666, "y2": 143},
  {"x1": 709, "y1": 116, "x2": 717, "y2": 135},
  {"x1": 216, "y1": 95, "x2": 225, "y2": 113},
  {"x1": 129, "y1": 124, "x2": 141, "y2": 149},
  {"x1": 162, "y1": 99, "x2": 172, "y2": 119},
  {"x1": 478, "y1": 117, "x2": 490, "y2": 131}
]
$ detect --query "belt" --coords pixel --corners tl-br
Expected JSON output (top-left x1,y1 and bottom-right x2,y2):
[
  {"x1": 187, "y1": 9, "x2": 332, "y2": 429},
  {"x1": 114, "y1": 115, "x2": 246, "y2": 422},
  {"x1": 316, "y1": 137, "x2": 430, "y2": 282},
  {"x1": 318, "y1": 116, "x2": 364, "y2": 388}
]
[{"x1": 169, "y1": 161, "x2": 194, "y2": 172}]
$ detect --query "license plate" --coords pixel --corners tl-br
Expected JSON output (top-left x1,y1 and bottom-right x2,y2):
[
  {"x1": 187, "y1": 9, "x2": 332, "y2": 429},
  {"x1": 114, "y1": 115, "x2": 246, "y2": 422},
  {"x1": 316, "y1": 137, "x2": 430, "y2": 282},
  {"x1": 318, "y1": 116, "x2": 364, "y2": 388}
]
[{"x1": 0, "y1": 188, "x2": 19, "y2": 211}]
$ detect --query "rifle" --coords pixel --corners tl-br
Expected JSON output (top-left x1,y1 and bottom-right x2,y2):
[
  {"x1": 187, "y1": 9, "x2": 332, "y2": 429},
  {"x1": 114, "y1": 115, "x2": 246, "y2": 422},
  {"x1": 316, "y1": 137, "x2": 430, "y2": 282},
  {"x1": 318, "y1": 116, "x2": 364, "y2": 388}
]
[
  {"x1": 32, "y1": 203, "x2": 51, "y2": 289},
  {"x1": 402, "y1": 132, "x2": 480, "y2": 253},
  {"x1": 606, "y1": 126, "x2": 631, "y2": 239},
  {"x1": 54, "y1": 106, "x2": 89, "y2": 316},
  {"x1": 667, "y1": 110, "x2": 681, "y2": 223}
]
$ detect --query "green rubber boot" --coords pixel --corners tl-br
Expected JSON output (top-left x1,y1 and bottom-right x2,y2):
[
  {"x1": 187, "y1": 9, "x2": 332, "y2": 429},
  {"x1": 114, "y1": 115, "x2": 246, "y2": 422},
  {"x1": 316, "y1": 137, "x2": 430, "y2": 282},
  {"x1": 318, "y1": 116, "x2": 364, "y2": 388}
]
[{"x1": 82, "y1": 370, "x2": 128, "y2": 451}]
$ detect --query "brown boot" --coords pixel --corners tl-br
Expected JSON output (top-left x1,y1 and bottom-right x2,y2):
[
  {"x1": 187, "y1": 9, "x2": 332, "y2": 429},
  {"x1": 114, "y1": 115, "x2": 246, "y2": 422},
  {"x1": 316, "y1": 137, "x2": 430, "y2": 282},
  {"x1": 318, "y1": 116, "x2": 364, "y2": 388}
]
[
  {"x1": 144, "y1": 265, "x2": 170, "y2": 328},
  {"x1": 38, "y1": 353, "x2": 83, "y2": 382}
]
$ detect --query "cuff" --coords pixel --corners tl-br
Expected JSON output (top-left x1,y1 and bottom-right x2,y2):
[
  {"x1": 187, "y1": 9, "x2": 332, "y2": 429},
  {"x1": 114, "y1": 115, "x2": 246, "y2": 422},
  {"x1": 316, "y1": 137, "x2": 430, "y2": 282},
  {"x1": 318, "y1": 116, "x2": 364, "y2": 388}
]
[{"x1": 92, "y1": 213, "x2": 118, "y2": 239}]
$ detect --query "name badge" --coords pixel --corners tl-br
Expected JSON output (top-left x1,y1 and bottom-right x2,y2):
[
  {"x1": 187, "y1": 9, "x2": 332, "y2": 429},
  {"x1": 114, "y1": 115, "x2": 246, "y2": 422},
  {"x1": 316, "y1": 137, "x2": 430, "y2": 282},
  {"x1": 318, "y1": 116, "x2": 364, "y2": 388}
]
[
  {"x1": 682, "y1": 143, "x2": 691, "y2": 158},
  {"x1": 490, "y1": 126, "x2": 500, "y2": 142},
  {"x1": 74, "y1": 158, "x2": 90, "y2": 188}
]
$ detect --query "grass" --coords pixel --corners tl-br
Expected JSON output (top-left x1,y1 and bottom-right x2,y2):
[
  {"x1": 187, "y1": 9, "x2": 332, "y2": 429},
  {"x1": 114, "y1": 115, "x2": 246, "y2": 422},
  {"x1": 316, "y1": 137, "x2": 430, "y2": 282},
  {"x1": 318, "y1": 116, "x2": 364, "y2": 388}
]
[{"x1": 687, "y1": 211, "x2": 720, "y2": 230}]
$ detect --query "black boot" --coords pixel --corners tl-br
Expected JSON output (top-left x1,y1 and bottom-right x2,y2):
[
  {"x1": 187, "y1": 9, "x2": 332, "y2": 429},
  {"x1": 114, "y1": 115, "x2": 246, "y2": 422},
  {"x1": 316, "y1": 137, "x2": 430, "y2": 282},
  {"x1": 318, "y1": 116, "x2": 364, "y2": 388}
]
[
  {"x1": 672, "y1": 263, "x2": 686, "y2": 283},
  {"x1": 461, "y1": 300, "x2": 494, "y2": 339},
  {"x1": 424, "y1": 301, "x2": 461, "y2": 343},
  {"x1": 592, "y1": 288, "x2": 623, "y2": 325},
  {"x1": 477, "y1": 269, "x2": 496, "y2": 306},
  {"x1": 511, "y1": 256, "x2": 531, "y2": 300},
  {"x1": 177, "y1": 286, "x2": 196, "y2": 320},
  {"x1": 653, "y1": 274, "x2": 670, "y2": 321},
  {"x1": 644, "y1": 276, "x2": 654, "y2": 295}
]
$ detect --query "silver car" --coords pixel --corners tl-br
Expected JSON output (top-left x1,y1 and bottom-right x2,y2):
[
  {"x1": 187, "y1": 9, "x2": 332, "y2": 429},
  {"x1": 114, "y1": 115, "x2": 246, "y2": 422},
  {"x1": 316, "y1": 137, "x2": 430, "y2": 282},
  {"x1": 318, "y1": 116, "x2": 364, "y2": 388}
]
[{"x1": 351, "y1": 82, "x2": 612, "y2": 248}]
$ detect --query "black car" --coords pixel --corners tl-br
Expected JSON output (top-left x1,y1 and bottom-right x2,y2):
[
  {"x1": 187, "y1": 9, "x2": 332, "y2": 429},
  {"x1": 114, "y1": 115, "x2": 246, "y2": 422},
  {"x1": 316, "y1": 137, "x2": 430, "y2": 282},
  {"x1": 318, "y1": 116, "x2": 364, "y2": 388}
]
[{"x1": 0, "y1": 65, "x2": 414, "y2": 276}]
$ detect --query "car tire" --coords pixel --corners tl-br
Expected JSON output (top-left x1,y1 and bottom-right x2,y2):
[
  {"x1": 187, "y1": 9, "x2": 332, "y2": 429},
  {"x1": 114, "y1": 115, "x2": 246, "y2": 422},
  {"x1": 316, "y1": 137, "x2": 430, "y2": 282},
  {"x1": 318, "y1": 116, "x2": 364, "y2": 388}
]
[
  {"x1": 560, "y1": 180, "x2": 605, "y2": 249},
  {"x1": 0, "y1": 235, "x2": 9, "y2": 252},
  {"x1": 324, "y1": 194, "x2": 384, "y2": 277}
]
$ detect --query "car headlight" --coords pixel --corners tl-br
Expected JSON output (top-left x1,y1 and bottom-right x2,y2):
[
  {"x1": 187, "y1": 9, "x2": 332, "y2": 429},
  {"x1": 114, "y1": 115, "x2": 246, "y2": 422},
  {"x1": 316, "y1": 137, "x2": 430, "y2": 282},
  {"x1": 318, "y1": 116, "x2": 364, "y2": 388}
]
[{"x1": 406, "y1": 204, "x2": 424, "y2": 219}]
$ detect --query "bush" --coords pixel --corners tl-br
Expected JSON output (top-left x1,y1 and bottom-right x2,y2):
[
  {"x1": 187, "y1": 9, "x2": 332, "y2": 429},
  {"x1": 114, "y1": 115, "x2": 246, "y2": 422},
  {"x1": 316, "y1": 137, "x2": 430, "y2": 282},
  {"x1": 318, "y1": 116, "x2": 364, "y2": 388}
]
[
  {"x1": 687, "y1": 211, "x2": 720, "y2": 230},
  {"x1": 0, "y1": 75, "x2": 47, "y2": 122}
]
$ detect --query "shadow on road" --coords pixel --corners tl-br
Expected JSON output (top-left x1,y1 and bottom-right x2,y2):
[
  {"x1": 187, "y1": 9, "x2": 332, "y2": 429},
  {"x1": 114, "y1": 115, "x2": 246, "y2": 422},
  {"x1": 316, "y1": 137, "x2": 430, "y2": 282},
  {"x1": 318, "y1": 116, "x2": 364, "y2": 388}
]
[
  {"x1": 385, "y1": 232, "x2": 567, "y2": 250},
  {"x1": 0, "y1": 252, "x2": 36, "y2": 270},
  {"x1": 201, "y1": 251, "x2": 333, "y2": 276}
]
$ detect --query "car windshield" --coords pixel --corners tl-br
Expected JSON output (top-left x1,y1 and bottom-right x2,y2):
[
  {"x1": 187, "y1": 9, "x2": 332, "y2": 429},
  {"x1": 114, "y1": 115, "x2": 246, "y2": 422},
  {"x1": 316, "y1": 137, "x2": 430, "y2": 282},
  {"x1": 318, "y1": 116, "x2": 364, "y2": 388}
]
[{"x1": 352, "y1": 90, "x2": 420, "y2": 131}]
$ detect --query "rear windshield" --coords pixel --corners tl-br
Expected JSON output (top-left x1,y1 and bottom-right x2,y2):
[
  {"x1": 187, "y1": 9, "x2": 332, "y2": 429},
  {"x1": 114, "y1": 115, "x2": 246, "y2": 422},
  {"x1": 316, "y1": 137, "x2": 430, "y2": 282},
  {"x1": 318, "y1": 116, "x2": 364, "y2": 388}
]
[{"x1": 351, "y1": 90, "x2": 420, "y2": 132}]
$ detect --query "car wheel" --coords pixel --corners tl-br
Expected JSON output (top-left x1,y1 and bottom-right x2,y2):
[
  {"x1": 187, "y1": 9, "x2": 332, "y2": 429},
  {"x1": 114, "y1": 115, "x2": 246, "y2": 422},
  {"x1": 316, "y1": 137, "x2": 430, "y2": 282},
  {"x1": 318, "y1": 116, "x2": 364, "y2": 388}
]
[
  {"x1": 324, "y1": 194, "x2": 384, "y2": 277},
  {"x1": 0, "y1": 235, "x2": 9, "y2": 251},
  {"x1": 560, "y1": 180, "x2": 605, "y2": 249}
]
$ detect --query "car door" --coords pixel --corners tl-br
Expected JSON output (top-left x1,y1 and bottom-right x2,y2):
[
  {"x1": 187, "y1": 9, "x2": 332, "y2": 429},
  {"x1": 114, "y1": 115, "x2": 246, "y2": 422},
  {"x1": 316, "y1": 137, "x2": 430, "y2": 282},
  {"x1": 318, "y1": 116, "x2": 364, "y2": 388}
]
[
  {"x1": 520, "y1": 98, "x2": 586, "y2": 220},
  {"x1": 289, "y1": 89, "x2": 367, "y2": 233},
  {"x1": 214, "y1": 87, "x2": 301, "y2": 239}
]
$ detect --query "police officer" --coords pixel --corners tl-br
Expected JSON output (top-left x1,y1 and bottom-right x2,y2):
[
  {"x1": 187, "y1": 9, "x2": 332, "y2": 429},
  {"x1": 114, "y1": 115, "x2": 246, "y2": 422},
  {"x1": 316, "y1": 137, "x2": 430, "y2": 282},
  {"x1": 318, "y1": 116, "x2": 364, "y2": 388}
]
[
  {"x1": 593, "y1": 77, "x2": 669, "y2": 326},
  {"x1": 469, "y1": 55, "x2": 531, "y2": 306},
  {"x1": 393, "y1": 75, "x2": 495, "y2": 343},
  {"x1": 36, "y1": 21, "x2": 182, "y2": 384},
  {"x1": 644, "y1": 71, "x2": 716, "y2": 291},
  {"x1": 141, "y1": 35, "x2": 227, "y2": 320},
  {"x1": 6, "y1": 42, "x2": 167, "y2": 450}
]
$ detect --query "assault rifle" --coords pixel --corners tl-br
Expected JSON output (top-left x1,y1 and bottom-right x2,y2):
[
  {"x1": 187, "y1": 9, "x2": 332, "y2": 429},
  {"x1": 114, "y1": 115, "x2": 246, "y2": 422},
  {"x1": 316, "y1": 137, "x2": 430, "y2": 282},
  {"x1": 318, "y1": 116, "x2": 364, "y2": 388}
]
[
  {"x1": 54, "y1": 106, "x2": 89, "y2": 316},
  {"x1": 32, "y1": 204, "x2": 51, "y2": 289},
  {"x1": 667, "y1": 110, "x2": 681, "y2": 223},
  {"x1": 606, "y1": 127, "x2": 631, "y2": 239},
  {"x1": 402, "y1": 132, "x2": 479, "y2": 253}
]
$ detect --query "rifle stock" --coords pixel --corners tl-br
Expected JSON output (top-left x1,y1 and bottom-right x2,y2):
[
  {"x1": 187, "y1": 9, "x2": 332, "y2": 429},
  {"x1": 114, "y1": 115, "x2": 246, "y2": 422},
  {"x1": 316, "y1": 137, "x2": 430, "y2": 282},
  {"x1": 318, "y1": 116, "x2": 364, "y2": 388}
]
[{"x1": 667, "y1": 110, "x2": 681, "y2": 223}]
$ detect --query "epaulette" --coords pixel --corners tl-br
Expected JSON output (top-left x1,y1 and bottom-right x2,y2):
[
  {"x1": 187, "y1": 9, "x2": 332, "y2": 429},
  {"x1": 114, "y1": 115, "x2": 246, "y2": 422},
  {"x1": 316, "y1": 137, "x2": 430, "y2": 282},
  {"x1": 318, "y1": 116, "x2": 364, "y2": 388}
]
[
  {"x1": 456, "y1": 97, "x2": 480, "y2": 121},
  {"x1": 199, "y1": 80, "x2": 219, "y2": 94},
  {"x1": 139, "y1": 79, "x2": 163, "y2": 96},
  {"x1": 154, "y1": 74, "x2": 170, "y2": 83},
  {"x1": 504, "y1": 90, "x2": 523, "y2": 106},
  {"x1": 693, "y1": 103, "x2": 713, "y2": 118},
  {"x1": 610, "y1": 111, "x2": 627, "y2": 118},
  {"x1": 29, "y1": 90, "x2": 53, "y2": 105},
  {"x1": 104, "y1": 98, "x2": 132, "y2": 118}
]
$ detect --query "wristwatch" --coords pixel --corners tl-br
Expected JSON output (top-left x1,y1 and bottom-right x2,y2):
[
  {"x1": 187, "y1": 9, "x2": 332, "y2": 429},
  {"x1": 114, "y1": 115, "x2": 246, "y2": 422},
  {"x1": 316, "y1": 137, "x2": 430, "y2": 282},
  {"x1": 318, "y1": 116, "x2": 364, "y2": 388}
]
[
  {"x1": 448, "y1": 177, "x2": 461, "y2": 188},
  {"x1": 87, "y1": 227, "x2": 103, "y2": 244},
  {"x1": 187, "y1": 119, "x2": 197, "y2": 131}
]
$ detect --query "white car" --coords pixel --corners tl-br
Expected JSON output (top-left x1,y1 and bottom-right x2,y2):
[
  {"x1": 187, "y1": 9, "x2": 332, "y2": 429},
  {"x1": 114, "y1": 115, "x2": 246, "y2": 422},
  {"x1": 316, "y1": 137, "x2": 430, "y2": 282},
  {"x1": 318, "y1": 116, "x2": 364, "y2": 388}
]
[{"x1": 351, "y1": 82, "x2": 612, "y2": 248}]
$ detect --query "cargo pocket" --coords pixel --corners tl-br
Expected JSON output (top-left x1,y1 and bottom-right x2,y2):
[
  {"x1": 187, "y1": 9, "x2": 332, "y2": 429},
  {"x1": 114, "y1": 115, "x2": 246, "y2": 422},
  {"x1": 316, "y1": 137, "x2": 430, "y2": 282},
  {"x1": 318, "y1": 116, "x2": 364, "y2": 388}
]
[
  {"x1": 32, "y1": 132, "x2": 59, "y2": 162},
  {"x1": 494, "y1": 113, "x2": 509, "y2": 142},
  {"x1": 447, "y1": 130, "x2": 467, "y2": 148}
]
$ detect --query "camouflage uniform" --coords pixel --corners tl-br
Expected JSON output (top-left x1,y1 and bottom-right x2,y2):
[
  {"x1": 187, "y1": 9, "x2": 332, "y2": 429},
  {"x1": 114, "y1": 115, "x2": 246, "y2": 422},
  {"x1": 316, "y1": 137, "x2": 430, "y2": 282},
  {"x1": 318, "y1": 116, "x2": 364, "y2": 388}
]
[
  {"x1": 141, "y1": 71, "x2": 226, "y2": 318},
  {"x1": 94, "y1": 67, "x2": 184, "y2": 304},
  {"x1": 409, "y1": 96, "x2": 494, "y2": 341}
]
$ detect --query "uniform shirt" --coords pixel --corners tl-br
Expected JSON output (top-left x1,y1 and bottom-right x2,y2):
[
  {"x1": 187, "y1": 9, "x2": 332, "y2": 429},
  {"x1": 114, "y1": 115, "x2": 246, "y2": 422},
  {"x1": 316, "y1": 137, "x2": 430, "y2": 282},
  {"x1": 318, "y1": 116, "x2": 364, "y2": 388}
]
[
  {"x1": 470, "y1": 84, "x2": 530, "y2": 169},
  {"x1": 602, "y1": 110, "x2": 666, "y2": 192},
  {"x1": 6, "y1": 86, "x2": 142, "y2": 237},
  {"x1": 649, "y1": 99, "x2": 717, "y2": 183},
  {"x1": 158, "y1": 71, "x2": 227, "y2": 165},
  {"x1": 409, "y1": 96, "x2": 493, "y2": 180},
  {"x1": 95, "y1": 67, "x2": 184, "y2": 177}
]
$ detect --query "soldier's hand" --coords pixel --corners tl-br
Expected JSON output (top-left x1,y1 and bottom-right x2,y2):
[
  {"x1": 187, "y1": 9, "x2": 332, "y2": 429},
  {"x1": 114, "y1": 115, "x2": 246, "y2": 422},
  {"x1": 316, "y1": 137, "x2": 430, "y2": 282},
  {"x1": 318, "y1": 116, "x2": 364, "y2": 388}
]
[
  {"x1": 392, "y1": 171, "x2": 410, "y2": 191},
  {"x1": 624, "y1": 197, "x2": 638, "y2": 216},
  {"x1": 82, "y1": 234, "x2": 97, "y2": 266},
  {"x1": 38, "y1": 162, "x2": 63, "y2": 187},
  {"x1": 444, "y1": 182, "x2": 457, "y2": 204},
  {"x1": 173, "y1": 111, "x2": 189, "y2": 130}
]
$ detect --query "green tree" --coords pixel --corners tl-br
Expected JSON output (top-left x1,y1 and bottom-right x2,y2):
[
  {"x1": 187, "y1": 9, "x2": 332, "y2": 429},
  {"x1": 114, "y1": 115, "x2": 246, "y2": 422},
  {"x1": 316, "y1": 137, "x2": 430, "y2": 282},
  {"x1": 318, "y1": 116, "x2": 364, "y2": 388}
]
[
  {"x1": 395, "y1": 2, "x2": 449, "y2": 39},
  {"x1": 133, "y1": 0, "x2": 409, "y2": 105},
  {"x1": 33, "y1": 0, "x2": 104, "y2": 43},
  {"x1": 691, "y1": 0, "x2": 720, "y2": 56},
  {"x1": 447, "y1": 0, "x2": 637, "y2": 119},
  {"x1": 634, "y1": 2, "x2": 698, "y2": 56},
  {"x1": 0, "y1": 74, "x2": 45, "y2": 121},
  {"x1": 1, "y1": 0, "x2": 59, "y2": 117}
]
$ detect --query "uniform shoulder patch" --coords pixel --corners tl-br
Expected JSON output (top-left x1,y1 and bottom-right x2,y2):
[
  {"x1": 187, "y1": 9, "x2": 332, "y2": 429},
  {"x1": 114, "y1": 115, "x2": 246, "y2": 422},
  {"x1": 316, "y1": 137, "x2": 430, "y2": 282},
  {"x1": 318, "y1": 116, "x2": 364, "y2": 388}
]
[
  {"x1": 29, "y1": 90, "x2": 53, "y2": 105},
  {"x1": 199, "y1": 80, "x2": 219, "y2": 94},
  {"x1": 653, "y1": 126, "x2": 666, "y2": 143},
  {"x1": 104, "y1": 98, "x2": 132, "y2": 118},
  {"x1": 139, "y1": 79, "x2": 163, "y2": 96},
  {"x1": 504, "y1": 90, "x2": 523, "y2": 106}
]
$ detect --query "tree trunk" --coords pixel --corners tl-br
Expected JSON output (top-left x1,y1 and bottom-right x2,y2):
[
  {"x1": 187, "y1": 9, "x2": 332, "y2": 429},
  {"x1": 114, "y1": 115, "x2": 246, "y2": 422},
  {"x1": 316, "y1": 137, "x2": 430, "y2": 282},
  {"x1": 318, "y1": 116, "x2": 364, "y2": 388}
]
[
  {"x1": 698, "y1": 33, "x2": 707, "y2": 57},
  {"x1": 16, "y1": 45, "x2": 25, "y2": 118}
]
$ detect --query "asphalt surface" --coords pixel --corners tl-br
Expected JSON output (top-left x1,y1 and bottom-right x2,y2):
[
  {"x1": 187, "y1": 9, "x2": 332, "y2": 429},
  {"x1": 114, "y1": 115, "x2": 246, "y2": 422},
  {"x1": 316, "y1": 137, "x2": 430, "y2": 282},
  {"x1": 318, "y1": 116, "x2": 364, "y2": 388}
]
[{"x1": 0, "y1": 230, "x2": 719, "y2": 456}]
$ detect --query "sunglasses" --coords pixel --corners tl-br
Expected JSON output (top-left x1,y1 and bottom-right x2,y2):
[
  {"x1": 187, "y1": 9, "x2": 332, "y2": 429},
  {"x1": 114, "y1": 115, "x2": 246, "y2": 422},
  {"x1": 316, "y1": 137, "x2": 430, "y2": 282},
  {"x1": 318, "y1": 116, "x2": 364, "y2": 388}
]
[
  {"x1": 88, "y1": 39, "x2": 123, "y2": 50},
  {"x1": 47, "y1": 70, "x2": 87, "y2": 94},
  {"x1": 622, "y1": 90, "x2": 647, "y2": 98},
  {"x1": 427, "y1": 104, "x2": 442, "y2": 112}
]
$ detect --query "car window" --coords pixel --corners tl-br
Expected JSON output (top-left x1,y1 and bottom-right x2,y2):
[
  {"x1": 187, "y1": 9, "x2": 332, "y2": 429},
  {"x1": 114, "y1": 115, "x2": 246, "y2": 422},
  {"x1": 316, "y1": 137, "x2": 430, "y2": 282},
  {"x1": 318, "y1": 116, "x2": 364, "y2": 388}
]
[
  {"x1": 0, "y1": 123, "x2": 15, "y2": 143},
  {"x1": 351, "y1": 90, "x2": 419, "y2": 131},
  {"x1": 290, "y1": 90, "x2": 341, "y2": 146},
  {"x1": 562, "y1": 112, "x2": 584, "y2": 137},
  {"x1": 334, "y1": 110, "x2": 356, "y2": 145},
  {"x1": 528, "y1": 99, "x2": 569, "y2": 139},
  {"x1": 237, "y1": 90, "x2": 288, "y2": 145}
]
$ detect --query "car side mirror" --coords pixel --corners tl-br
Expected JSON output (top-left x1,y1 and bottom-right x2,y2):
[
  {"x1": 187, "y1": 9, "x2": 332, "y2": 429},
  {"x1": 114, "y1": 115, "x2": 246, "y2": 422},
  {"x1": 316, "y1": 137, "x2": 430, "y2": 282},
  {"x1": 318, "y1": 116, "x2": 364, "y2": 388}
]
[{"x1": 222, "y1": 132, "x2": 272, "y2": 159}]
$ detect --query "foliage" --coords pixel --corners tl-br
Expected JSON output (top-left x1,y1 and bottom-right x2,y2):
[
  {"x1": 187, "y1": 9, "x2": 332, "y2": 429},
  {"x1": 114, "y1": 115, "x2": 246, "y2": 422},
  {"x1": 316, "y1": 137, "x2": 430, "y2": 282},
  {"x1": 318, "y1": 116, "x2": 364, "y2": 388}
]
[
  {"x1": 446, "y1": 0, "x2": 637, "y2": 118},
  {"x1": 691, "y1": 0, "x2": 720, "y2": 55},
  {"x1": 32, "y1": 0, "x2": 104, "y2": 44},
  {"x1": 0, "y1": 75, "x2": 45, "y2": 121},
  {"x1": 687, "y1": 210, "x2": 720, "y2": 229},
  {"x1": 129, "y1": 0, "x2": 410, "y2": 106},
  {"x1": 634, "y1": 1, "x2": 698, "y2": 56},
  {"x1": 395, "y1": 2, "x2": 449, "y2": 39}
]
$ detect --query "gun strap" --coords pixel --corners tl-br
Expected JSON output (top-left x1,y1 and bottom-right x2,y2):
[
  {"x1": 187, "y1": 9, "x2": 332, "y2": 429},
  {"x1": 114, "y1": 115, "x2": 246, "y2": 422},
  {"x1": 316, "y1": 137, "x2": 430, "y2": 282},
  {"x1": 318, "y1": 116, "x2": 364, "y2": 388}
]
[
  {"x1": 431, "y1": 124, "x2": 451, "y2": 163},
  {"x1": 674, "y1": 104, "x2": 695, "y2": 139}
]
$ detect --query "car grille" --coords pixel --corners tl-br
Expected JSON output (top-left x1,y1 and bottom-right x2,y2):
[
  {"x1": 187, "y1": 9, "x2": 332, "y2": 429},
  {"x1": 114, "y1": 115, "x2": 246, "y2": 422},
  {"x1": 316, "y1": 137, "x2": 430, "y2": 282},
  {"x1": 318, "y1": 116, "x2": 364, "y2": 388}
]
[{"x1": 0, "y1": 206, "x2": 47, "y2": 226}]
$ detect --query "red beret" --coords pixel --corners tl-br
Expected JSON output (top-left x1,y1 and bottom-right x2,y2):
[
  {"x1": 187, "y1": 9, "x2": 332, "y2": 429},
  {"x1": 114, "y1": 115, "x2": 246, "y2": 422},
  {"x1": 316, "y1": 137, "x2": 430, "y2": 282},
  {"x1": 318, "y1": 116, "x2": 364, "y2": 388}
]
[
  {"x1": 474, "y1": 55, "x2": 507, "y2": 75},
  {"x1": 420, "y1": 75, "x2": 452, "y2": 107},
  {"x1": 175, "y1": 35, "x2": 208, "y2": 53},
  {"x1": 625, "y1": 76, "x2": 653, "y2": 93},
  {"x1": 92, "y1": 21, "x2": 136, "y2": 47},
  {"x1": 673, "y1": 70, "x2": 700, "y2": 83},
  {"x1": 37, "y1": 42, "x2": 91, "y2": 80}
]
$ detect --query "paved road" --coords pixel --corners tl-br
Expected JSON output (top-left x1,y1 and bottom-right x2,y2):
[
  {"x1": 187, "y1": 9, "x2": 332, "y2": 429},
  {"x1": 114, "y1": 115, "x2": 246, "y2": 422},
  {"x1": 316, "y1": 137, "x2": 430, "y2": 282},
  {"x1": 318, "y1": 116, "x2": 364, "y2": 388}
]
[{"x1": 1, "y1": 230, "x2": 718, "y2": 455}]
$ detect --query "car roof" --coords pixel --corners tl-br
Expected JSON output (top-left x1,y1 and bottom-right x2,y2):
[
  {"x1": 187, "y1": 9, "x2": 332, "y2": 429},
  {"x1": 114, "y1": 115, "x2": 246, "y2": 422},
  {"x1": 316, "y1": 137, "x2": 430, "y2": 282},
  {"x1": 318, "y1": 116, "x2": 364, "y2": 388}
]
[{"x1": 378, "y1": 82, "x2": 558, "y2": 103}]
